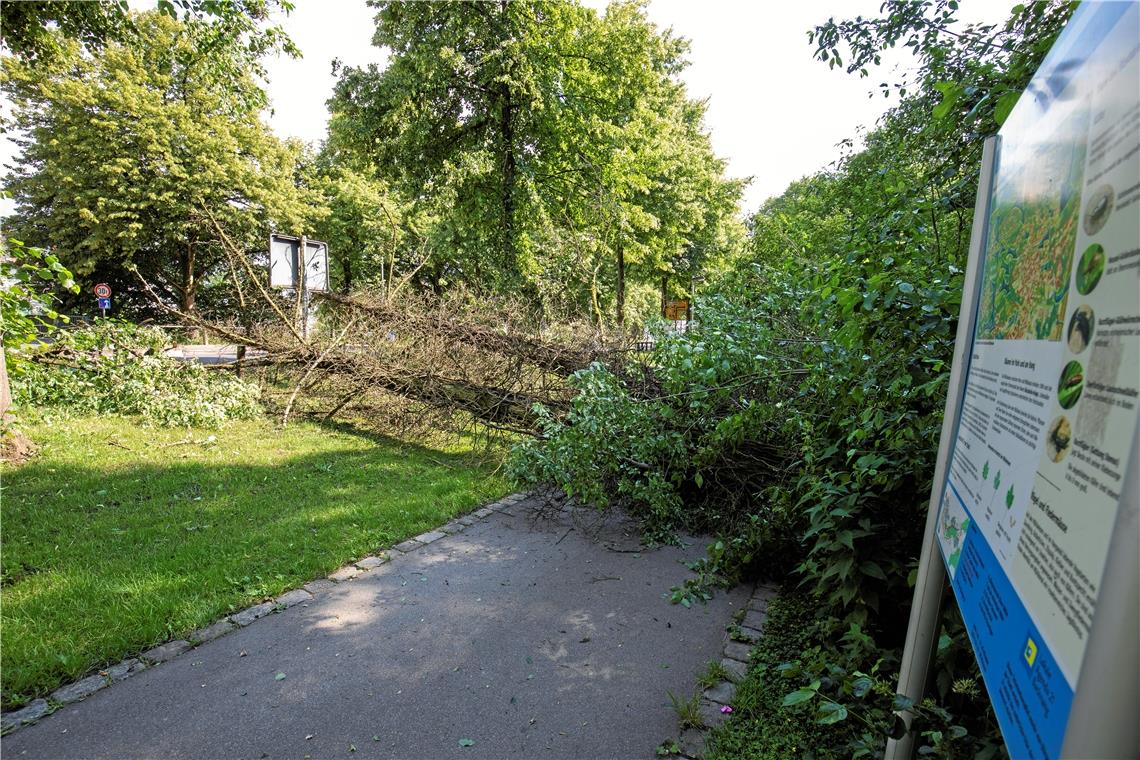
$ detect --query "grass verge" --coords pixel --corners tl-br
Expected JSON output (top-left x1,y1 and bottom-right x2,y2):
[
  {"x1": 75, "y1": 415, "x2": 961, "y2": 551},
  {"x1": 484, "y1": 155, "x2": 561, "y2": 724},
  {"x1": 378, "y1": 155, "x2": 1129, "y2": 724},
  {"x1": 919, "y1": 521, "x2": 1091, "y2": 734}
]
[
  {"x1": 0, "y1": 414, "x2": 506, "y2": 708},
  {"x1": 705, "y1": 589, "x2": 846, "y2": 760}
]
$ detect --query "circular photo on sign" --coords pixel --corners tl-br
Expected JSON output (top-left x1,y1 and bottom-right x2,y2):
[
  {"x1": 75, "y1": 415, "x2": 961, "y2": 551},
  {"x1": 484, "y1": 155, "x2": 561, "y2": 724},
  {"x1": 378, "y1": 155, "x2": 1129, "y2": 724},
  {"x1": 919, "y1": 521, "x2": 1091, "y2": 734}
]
[
  {"x1": 1075, "y1": 244, "x2": 1105, "y2": 295},
  {"x1": 1083, "y1": 184, "x2": 1114, "y2": 236},
  {"x1": 1057, "y1": 360, "x2": 1084, "y2": 410},
  {"x1": 1067, "y1": 305, "x2": 1095, "y2": 354},
  {"x1": 1045, "y1": 415, "x2": 1072, "y2": 463}
]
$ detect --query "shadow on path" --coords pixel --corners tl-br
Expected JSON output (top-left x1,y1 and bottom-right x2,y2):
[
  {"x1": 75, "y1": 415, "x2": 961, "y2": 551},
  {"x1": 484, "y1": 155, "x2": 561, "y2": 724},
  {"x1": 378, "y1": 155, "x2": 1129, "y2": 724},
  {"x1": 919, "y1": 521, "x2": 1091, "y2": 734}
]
[{"x1": 3, "y1": 498, "x2": 749, "y2": 759}]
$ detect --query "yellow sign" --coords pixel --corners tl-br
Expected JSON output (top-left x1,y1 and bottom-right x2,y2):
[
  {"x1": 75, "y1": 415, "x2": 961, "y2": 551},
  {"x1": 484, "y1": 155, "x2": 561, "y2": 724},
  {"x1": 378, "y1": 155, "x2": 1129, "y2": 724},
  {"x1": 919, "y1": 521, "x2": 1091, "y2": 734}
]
[
  {"x1": 1023, "y1": 637, "x2": 1038, "y2": 667},
  {"x1": 664, "y1": 300, "x2": 689, "y2": 321}
]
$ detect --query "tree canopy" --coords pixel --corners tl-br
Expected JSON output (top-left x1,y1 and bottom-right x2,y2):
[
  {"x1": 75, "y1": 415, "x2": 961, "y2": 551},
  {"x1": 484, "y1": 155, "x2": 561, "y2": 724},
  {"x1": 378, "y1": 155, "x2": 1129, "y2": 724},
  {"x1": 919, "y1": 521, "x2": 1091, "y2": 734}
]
[
  {"x1": 327, "y1": 0, "x2": 743, "y2": 323},
  {"x1": 2, "y1": 10, "x2": 308, "y2": 315}
]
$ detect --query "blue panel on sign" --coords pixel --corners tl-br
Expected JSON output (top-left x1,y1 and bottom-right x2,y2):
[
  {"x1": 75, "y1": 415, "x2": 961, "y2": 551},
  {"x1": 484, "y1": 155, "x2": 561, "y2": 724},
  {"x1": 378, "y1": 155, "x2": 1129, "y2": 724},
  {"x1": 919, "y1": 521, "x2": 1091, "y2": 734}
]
[
  {"x1": 948, "y1": 490, "x2": 1074, "y2": 760},
  {"x1": 97, "y1": 298, "x2": 111, "y2": 310}
]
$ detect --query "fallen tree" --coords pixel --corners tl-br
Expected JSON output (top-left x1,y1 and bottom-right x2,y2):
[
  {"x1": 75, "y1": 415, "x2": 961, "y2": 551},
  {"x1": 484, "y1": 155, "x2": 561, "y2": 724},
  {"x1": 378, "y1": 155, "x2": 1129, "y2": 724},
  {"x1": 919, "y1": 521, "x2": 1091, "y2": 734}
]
[{"x1": 63, "y1": 209, "x2": 637, "y2": 437}]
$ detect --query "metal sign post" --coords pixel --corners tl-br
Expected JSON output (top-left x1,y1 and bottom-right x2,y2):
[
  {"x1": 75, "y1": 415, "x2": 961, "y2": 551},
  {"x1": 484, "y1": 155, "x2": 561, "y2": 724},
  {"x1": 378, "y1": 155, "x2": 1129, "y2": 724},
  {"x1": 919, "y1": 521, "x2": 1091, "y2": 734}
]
[
  {"x1": 93, "y1": 283, "x2": 113, "y2": 318},
  {"x1": 269, "y1": 233, "x2": 328, "y2": 343},
  {"x1": 300, "y1": 235, "x2": 308, "y2": 342}
]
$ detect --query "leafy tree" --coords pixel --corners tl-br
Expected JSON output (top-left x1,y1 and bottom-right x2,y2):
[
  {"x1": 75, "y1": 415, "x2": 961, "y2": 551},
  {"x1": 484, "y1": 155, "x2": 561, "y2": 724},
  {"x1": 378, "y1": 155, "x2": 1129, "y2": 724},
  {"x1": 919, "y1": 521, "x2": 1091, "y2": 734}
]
[
  {"x1": 0, "y1": 0, "x2": 295, "y2": 62},
  {"x1": 511, "y1": 1, "x2": 1079, "y2": 753},
  {"x1": 2, "y1": 11, "x2": 309, "y2": 317},
  {"x1": 1, "y1": 1, "x2": 127, "y2": 62},
  {"x1": 311, "y1": 165, "x2": 403, "y2": 294},
  {"x1": 328, "y1": 0, "x2": 742, "y2": 322},
  {"x1": 0, "y1": 238, "x2": 79, "y2": 422}
]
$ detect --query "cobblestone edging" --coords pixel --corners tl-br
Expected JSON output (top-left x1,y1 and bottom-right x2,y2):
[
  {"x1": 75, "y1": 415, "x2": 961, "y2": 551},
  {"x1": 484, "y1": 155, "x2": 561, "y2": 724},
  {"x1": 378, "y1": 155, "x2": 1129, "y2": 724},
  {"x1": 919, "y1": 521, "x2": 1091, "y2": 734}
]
[
  {"x1": 674, "y1": 582, "x2": 780, "y2": 760},
  {"x1": 0, "y1": 493, "x2": 529, "y2": 736}
]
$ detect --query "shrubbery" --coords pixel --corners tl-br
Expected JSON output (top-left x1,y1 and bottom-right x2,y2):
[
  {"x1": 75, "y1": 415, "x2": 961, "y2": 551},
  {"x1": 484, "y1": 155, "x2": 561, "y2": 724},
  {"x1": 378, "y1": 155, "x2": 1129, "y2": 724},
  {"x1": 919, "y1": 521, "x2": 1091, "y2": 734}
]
[
  {"x1": 11, "y1": 321, "x2": 261, "y2": 428},
  {"x1": 509, "y1": 250, "x2": 1002, "y2": 755},
  {"x1": 509, "y1": 2, "x2": 1076, "y2": 752}
]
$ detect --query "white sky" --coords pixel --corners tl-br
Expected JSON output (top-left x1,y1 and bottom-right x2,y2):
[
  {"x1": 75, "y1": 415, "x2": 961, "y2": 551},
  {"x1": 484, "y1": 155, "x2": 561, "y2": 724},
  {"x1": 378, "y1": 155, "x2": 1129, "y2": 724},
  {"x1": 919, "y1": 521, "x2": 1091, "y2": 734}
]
[
  {"x1": 260, "y1": 0, "x2": 1013, "y2": 213},
  {"x1": 1, "y1": 0, "x2": 1012, "y2": 217}
]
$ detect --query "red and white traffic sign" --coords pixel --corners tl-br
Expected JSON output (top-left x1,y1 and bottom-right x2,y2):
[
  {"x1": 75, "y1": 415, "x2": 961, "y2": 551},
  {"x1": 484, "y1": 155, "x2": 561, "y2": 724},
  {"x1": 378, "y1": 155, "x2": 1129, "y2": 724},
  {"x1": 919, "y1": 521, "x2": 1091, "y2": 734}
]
[{"x1": 93, "y1": 283, "x2": 112, "y2": 299}]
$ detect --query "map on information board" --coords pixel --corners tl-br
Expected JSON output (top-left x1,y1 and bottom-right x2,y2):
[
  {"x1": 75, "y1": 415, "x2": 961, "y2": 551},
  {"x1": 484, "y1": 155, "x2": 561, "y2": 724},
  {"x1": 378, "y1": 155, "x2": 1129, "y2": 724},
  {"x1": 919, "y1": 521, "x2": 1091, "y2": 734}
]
[
  {"x1": 976, "y1": 107, "x2": 1087, "y2": 342},
  {"x1": 935, "y1": 4, "x2": 1140, "y2": 758}
]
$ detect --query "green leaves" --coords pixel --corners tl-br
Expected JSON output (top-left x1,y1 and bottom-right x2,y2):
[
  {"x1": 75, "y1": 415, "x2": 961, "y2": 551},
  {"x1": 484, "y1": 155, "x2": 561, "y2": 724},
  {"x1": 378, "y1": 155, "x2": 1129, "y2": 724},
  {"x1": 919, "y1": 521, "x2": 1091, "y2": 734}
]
[
  {"x1": 328, "y1": 1, "x2": 741, "y2": 316},
  {"x1": 1, "y1": 239, "x2": 81, "y2": 351},
  {"x1": 3, "y1": 10, "x2": 308, "y2": 313},
  {"x1": 816, "y1": 701, "x2": 849, "y2": 724},
  {"x1": 782, "y1": 682, "x2": 819, "y2": 706},
  {"x1": 993, "y1": 90, "x2": 1021, "y2": 125},
  {"x1": 932, "y1": 81, "x2": 963, "y2": 120},
  {"x1": 12, "y1": 322, "x2": 261, "y2": 427}
]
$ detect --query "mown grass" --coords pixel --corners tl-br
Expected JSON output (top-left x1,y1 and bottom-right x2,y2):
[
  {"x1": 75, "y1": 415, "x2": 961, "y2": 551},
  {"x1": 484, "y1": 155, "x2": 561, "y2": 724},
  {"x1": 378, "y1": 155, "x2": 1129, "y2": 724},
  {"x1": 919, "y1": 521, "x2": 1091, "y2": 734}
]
[{"x1": 0, "y1": 414, "x2": 507, "y2": 708}]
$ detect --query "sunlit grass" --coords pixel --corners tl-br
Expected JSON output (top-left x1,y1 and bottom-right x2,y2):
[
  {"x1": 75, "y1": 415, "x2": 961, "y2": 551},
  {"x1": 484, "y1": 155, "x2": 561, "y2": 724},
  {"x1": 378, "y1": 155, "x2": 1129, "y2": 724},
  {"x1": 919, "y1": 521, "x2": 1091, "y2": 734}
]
[{"x1": 0, "y1": 414, "x2": 507, "y2": 708}]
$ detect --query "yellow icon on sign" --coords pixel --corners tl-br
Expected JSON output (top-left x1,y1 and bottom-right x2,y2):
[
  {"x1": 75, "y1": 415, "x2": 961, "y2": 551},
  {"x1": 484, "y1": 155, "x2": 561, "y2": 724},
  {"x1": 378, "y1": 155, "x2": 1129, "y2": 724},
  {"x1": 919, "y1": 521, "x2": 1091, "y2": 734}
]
[{"x1": 1024, "y1": 637, "x2": 1038, "y2": 667}]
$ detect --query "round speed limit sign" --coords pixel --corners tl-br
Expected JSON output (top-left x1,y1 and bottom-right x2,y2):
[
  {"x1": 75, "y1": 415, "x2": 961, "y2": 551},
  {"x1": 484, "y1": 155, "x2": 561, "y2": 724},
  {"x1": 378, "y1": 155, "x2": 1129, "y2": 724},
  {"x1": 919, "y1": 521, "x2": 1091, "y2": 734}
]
[{"x1": 93, "y1": 283, "x2": 112, "y2": 299}]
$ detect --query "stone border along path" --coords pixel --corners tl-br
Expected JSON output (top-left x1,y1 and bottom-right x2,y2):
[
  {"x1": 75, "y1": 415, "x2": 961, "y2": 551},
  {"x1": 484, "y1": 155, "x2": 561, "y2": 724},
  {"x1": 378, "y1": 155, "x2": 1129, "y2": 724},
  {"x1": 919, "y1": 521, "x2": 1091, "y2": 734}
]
[
  {"x1": 673, "y1": 582, "x2": 781, "y2": 760},
  {"x1": 0, "y1": 492, "x2": 529, "y2": 736}
]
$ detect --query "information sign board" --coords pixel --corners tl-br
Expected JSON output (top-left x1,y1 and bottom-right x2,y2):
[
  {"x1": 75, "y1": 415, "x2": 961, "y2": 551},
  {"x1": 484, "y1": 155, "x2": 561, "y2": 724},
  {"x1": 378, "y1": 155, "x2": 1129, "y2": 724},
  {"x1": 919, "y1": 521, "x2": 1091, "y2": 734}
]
[
  {"x1": 302, "y1": 240, "x2": 329, "y2": 292},
  {"x1": 269, "y1": 235, "x2": 298, "y2": 290},
  {"x1": 934, "y1": 4, "x2": 1139, "y2": 758},
  {"x1": 269, "y1": 234, "x2": 328, "y2": 291},
  {"x1": 664, "y1": 300, "x2": 689, "y2": 321}
]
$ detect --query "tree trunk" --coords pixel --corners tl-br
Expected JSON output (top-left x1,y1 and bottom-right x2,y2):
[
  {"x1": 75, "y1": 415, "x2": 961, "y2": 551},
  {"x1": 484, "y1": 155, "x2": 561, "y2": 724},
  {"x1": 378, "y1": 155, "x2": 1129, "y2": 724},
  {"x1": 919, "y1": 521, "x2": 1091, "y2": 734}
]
[
  {"x1": 616, "y1": 245, "x2": 625, "y2": 327},
  {"x1": 660, "y1": 275, "x2": 668, "y2": 319},
  {"x1": 182, "y1": 238, "x2": 200, "y2": 341},
  {"x1": 182, "y1": 239, "x2": 197, "y2": 315},
  {"x1": 499, "y1": 0, "x2": 516, "y2": 282},
  {"x1": 342, "y1": 256, "x2": 353, "y2": 294},
  {"x1": 590, "y1": 265, "x2": 604, "y2": 328}
]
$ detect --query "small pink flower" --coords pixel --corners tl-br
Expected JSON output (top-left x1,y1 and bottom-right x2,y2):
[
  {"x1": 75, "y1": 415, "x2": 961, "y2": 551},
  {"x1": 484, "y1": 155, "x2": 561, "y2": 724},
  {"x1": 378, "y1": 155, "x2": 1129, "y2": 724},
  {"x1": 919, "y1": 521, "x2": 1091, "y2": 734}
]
[{"x1": 720, "y1": 705, "x2": 733, "y2": 714}]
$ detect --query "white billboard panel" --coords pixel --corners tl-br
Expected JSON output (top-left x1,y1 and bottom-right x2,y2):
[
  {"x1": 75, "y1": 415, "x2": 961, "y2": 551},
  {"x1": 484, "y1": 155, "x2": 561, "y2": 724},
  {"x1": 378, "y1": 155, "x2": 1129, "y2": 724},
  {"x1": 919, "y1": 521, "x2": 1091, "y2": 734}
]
[{"x1": 269, "y1": 234, "x2": 328, "y2": 291}]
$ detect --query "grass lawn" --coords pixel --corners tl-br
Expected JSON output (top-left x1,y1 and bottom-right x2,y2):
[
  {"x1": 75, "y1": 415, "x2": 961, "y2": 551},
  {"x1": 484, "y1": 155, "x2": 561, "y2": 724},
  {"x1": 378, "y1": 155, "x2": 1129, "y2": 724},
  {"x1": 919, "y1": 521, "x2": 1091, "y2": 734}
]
[{"x1": 0, "y1": 414, "x2": 507, "y2": 708}]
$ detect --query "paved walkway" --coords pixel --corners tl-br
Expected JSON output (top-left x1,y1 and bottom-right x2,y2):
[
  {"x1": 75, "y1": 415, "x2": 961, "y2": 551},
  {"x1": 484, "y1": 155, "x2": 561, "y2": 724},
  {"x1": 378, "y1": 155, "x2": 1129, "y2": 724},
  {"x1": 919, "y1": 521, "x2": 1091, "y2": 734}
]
[{"x1": 3, "y1": 496, "x2": 748, "y2": 759}]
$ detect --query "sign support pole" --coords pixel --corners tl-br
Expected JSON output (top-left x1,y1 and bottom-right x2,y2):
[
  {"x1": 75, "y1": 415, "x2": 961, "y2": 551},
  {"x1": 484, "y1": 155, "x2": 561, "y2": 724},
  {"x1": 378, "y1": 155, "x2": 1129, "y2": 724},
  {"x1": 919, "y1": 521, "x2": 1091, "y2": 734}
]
[
  {"x1": 300, "y1": 235, "x2": 309, "y2": 343},
  {"x1": 885, "y1": 136, "x2": 999, "y2": 760}
]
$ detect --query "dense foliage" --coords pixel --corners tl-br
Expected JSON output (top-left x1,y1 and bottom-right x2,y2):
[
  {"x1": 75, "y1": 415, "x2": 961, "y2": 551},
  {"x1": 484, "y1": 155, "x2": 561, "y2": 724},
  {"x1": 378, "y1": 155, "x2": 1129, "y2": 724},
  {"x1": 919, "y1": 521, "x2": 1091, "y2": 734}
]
[
  {"x1": 0, "y1": 0, "x2": 1084, "y2": 751},
  {"x1": 0, "y1": 239, "x2": 79, "y2": 354},
  {"x1": 327, "y1": 0, "x2": 743, "y2": 323},
  {"x1": 704, "y1": 591, "x2": 1002, "y2": 759},
  {"x1": 12, "y1": 322, "x2": 260, "y2": 428},
  {"x1": 511, "y1": 1, "x2": 1076, "y2": 755},
  {"x1": 0, "y1": 0, "x2": 295, "y2": 63},
  {"x1": 2, "y1": 10, "x2": 308, "y2": 317}
]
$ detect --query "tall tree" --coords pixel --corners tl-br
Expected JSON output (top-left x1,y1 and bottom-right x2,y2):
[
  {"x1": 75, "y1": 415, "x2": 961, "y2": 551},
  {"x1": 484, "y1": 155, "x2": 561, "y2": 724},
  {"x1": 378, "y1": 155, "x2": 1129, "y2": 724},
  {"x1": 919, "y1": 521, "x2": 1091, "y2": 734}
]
[
  {"x1": 310, "y1": 164, "x2": 403, "y2": 295},
  {"x1": 327, "y1": 0, "x2": 742, "y2": 322},
  {"x1": 0, "y1": 0, "x2": 296, "y2": 62},
  {"x1": 2, "y1": 10, "x2": 309, "y2": 317}
]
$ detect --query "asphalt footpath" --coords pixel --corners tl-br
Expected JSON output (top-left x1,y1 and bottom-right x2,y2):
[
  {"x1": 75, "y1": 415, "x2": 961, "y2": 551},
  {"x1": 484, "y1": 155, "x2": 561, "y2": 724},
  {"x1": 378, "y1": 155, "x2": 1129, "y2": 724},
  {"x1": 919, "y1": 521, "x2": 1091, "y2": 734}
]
[{"x1": 3, "y1": 496, "x2": 748, "y2": 759}]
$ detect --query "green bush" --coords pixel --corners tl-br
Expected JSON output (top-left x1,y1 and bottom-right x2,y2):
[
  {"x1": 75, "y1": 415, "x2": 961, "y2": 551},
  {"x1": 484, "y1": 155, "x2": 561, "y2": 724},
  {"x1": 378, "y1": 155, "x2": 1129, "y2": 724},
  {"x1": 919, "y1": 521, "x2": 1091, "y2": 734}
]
[
  {"x1": 11, "y1": 321, "x2": 261, "y2": 428},
  {"x1": 509, "y1": 294, "x2": 802, "y2": 544},
  {"x1": 1, "y1": 238, "x2": 80, "y2": 351},
  {"x1": 707, "y1": 592, "x2": 1006, "y2": 759}
]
